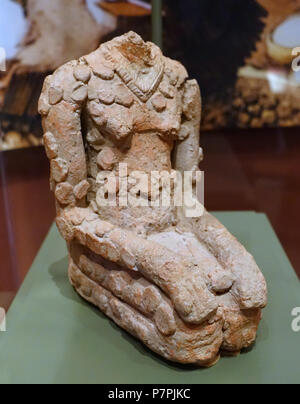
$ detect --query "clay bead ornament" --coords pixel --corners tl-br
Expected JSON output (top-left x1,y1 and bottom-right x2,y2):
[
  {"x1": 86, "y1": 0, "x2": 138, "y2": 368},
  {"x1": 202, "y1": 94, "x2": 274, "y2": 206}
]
[
  {"x1": 74, "y1": 180, "x2": 90, "y2": 200},
  {"x1": 48, "y1": 86, "x2": 63, "y2": 105},
  {"x1": 73, "y1": 65, "x2": 91, "y2": 83},
  {"x1": 43, "y1": 132, "x2": 58, "y2": 159},
  {"x1": 55, "y1": 182, "x2": 74, "y2": 205},
  {"x1": 72, "y1": 85, "x2": 88, "y2": 104},
  {"x1": 114, "y1": 83, "x2": 134, "y2": 108},
  {"x1": 50, "y1": 158, "x2": 68, "y2": 183},
  {"x1": 151, "y1": 93, "x2": 167, "y2": 112}
]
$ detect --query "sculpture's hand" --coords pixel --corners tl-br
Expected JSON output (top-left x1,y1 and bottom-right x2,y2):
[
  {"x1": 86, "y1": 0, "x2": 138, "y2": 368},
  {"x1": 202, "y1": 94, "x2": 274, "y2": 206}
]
[
  {"x1": 192, "y1": 211, "x2": 268, "y2": 310},
  {"x1": 60, "y1": 207, "x2": 219, "y2": 325}
]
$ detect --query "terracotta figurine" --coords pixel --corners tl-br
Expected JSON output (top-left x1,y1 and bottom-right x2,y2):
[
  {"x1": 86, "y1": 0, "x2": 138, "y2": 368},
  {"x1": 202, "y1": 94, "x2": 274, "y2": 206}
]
[{"x1": 39, "y1": 32, "x2": 267, "y2": 367}]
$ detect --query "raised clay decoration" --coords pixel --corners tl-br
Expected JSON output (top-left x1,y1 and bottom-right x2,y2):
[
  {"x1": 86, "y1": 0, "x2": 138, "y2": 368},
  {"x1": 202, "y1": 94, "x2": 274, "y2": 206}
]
[{"x1": 39, "y1": 32, "x2": 267, "y2": 367}]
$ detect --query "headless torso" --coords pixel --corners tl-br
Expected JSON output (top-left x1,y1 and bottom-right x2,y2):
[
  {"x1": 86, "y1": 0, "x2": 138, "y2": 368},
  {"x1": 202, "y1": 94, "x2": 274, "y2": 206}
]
[{"x1": 82, "y1": 32, "x2": 191, "y2": 234}]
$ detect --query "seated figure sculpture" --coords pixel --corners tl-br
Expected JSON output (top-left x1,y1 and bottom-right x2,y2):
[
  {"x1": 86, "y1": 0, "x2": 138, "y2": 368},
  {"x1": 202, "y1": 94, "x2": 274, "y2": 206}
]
[{"x1": 39, "y1": 32, "x2": 267, "y2": 367}]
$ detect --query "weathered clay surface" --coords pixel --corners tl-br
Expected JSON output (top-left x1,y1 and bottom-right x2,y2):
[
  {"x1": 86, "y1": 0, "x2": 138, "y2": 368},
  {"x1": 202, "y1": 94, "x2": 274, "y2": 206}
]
[{"x1": 39, "y1": 32, "x2": 267, "y2": 367}]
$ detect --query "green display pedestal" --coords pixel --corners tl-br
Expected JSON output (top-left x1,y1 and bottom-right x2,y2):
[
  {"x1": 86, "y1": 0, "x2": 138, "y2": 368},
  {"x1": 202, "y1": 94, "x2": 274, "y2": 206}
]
[{"x1": 1, "y1": 212, "x2": 299, "y2": 384}]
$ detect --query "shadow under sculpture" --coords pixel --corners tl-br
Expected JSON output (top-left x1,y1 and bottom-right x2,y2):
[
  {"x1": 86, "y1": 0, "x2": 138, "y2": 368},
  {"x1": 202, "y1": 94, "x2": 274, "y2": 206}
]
[{"x1": 39, "y1": 32, "x2": 267, "y2": 367}]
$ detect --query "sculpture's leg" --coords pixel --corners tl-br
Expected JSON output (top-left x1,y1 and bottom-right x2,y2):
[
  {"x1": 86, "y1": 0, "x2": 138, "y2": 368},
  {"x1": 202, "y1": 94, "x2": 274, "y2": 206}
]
[
  {"x1": 192, "y1": 211, "x2": 268, "y2": 310},
  {"x1": 69, "y1": 215, "x2": 218, "y2": 325},
  {"x1": 68, "y1": 250, "x2": 224, "y2": 367},
  {"x1": 148, "y1": 230, "x2": 234, "y2": 294},
  {"x1": 70, "y1": 244, "x2": 178, "y2": 337},
  {"x1": 147, "y1": 230, "x2": 263, "y2": 353}
]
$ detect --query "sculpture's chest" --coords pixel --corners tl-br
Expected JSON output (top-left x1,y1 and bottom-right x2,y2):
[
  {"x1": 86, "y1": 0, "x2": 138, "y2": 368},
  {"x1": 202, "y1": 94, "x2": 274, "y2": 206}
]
[{"x1": 86, "y1": 70, "x2": 183, "y2": 142}]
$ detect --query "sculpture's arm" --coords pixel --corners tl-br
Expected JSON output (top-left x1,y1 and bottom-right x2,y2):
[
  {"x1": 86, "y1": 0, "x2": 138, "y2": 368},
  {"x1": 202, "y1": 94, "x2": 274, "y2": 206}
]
[
  {"x1": 38, "y1": 60, "x2": 91, "y2": 215},
  {"x1": 173, "y1": 79, "x2": 203, "y2": 174},
  {"x1": 173, "y1": 79, "x2": 204, "y2": 220},
  {"x1": 172, "y1": 79, "x2": 267, "y2": 310}
]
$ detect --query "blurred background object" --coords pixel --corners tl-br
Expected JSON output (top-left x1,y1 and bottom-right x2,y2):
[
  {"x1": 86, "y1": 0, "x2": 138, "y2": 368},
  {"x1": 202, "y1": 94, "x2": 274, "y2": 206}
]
[
  {"x1": 1, "y1": 0, "x2": 300, "y2": 143},
  {"x1": 99, "y1": 0, "x2": 152, "y2": 16},
  {"x1": 202, "y1": 0, "x2": 300, "y2": 130},
  {"x1": 247, "y1": 0, "x2": 300, "y2": 68},
  {"x1": 0, "y1": 0, "x2": 151, "y2": 150}
]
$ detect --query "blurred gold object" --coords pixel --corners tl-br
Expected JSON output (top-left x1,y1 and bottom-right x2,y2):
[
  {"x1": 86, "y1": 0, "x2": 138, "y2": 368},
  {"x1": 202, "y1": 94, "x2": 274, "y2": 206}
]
[
  {"x1": 266, "y1": 34, "x2": 295, "y2": 65},
  {"x1": 1, "y1": 131, "x2": 30, "y2": 150},
  {"x1": 99, "y1": 0, "x2": 151, "y2": 17},
  {"x1": 248, "y1": 0, "x2": 300, "y2": 68}
]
